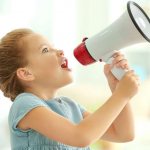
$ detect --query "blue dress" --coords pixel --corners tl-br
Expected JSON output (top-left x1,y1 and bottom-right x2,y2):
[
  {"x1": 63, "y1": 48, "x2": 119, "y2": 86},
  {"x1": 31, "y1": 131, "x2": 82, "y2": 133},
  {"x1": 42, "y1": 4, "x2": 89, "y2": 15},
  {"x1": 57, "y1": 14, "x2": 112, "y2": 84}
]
[{"x1": 8, "y1": 92, "x2": 90, "y2": 150}]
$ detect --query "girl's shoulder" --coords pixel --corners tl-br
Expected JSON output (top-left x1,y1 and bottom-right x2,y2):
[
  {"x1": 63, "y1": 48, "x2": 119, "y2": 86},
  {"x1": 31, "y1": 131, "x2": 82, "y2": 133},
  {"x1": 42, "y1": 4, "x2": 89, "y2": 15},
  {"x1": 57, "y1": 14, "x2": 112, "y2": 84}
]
[
  {"x1": 10, "y1": 92, "x2": 48, "y2": 111},
  {"x1": 8, "y1": 92, "x2": 48, "y2": 132}
]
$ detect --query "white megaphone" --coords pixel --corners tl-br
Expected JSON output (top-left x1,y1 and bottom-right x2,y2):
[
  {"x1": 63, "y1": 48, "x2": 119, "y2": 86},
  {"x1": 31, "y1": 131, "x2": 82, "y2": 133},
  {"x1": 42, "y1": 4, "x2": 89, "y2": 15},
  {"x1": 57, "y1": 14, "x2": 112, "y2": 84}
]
[{"x1": 74, "y1": 1, "x2": 150, "y2": 80}]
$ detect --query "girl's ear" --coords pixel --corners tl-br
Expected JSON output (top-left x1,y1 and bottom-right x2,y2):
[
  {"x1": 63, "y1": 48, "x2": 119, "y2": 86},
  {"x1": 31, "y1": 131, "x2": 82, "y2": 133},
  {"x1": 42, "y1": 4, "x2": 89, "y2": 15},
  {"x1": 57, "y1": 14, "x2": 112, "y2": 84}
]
[{"x1": 16, "y1": 68, "x2": 35, "y2": 81}]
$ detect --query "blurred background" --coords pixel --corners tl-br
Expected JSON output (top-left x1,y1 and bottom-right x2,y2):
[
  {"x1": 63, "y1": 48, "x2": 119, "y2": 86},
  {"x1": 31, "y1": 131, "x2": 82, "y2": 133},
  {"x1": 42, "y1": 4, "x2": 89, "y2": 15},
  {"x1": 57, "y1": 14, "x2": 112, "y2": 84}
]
[{"x1": 0, "y1": 0, "x2": 150, "y2": 149}]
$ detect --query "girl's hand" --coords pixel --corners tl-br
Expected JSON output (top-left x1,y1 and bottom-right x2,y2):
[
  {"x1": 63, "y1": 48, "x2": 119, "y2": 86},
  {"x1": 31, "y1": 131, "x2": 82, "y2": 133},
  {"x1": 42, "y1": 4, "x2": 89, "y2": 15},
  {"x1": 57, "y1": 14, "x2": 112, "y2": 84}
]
[
  {"x1": 114, "y1": 70, "x2": 140, "y2": 100},
  {"x1": 104, "y1": 51, "x2": 130, "y2": 92}
]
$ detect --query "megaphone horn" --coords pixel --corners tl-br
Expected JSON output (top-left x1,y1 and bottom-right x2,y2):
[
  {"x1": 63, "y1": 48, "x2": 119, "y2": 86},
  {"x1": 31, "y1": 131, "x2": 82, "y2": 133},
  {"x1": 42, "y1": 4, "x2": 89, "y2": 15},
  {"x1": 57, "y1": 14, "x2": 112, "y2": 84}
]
[{"x1": 74, "y1": 1, "x2": 150, "y2": 80}]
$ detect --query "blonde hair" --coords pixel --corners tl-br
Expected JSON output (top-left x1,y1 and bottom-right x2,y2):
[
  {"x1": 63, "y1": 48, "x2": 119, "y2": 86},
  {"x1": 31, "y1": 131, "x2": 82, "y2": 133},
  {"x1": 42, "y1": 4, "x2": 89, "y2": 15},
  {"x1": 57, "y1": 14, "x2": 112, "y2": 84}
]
[{"x1": 0, "y1": 28, "x2": 34, "y2": 101}]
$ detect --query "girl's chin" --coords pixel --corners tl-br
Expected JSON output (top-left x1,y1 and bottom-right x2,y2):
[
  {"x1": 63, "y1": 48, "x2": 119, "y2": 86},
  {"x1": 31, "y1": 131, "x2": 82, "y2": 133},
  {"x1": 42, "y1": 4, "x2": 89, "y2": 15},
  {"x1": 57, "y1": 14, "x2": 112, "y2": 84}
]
[
  {"x1": 66, "y1": 77, "x2": 73, "y2": 84},
  {"x1": 61, "y1": 78, "x2": 73, "y2": 87}
]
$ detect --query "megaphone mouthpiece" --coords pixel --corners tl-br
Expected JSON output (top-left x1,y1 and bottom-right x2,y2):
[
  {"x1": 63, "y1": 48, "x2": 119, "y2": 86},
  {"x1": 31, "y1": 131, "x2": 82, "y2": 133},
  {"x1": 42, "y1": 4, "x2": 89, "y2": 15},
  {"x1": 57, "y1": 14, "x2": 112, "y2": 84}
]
[{"x1": 74, "y1": 40, "x2": 96, "y2": 65}]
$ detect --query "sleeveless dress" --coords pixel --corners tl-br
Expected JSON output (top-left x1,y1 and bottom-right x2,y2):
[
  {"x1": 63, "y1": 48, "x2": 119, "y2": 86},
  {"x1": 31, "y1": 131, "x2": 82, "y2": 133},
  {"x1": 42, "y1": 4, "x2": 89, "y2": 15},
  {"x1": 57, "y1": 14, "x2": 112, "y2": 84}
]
[{"x1": 8, "y1": 92, "x2": 90, "y2": 150}]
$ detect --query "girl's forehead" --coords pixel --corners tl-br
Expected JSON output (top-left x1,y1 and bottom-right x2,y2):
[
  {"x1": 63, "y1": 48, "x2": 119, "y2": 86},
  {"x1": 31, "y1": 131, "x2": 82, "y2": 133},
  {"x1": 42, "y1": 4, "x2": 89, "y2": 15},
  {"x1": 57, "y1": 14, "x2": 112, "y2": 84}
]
[
  {"x1": 22, "y1": 33, "x2": 53, "y2": 51},
  {"x1": 25, "y1": 33, "x2": 50, "y2": 45}
]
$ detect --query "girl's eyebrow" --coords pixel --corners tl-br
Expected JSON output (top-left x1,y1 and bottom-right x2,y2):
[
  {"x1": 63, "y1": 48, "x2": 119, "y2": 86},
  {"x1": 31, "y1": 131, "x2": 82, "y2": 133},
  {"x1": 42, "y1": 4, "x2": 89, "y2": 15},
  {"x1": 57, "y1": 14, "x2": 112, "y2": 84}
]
[
  {"x1": 38, "y1": 44, "x2": 50, "y2": 51},
  {"x1": 38, "y1": 44, "x2": 48, "y2": 50},
  {"x1": 38, "y1": 43, "x2": 54, "y2": 50}
]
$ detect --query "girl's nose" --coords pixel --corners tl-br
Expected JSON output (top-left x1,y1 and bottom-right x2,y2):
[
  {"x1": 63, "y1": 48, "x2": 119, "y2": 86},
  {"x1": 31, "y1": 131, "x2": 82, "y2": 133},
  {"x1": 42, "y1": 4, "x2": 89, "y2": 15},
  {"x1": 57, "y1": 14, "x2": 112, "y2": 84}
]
[{"x1": 57, "y1": 50, "x2": 64, "y2": 56}]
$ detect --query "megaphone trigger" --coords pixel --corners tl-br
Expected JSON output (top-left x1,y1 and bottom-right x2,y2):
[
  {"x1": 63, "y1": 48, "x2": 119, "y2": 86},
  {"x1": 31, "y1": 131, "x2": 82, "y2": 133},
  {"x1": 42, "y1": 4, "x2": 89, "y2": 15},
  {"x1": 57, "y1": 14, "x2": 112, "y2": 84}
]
[
  {"x1": 111, "y1": 66, "x2": 127, "y2": 80},
  {"x1": 106, "y1": 56, "x2": 128, "y2": 80},
  {"x1": 101, "y1": 51, "x2": 127, "y2": 80}
]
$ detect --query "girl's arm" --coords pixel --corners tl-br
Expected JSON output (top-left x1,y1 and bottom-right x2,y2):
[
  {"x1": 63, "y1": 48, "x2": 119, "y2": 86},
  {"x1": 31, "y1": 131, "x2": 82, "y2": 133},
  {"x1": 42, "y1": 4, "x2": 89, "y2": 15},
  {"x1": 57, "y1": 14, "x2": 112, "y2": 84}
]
[
  {"x1": 83, "y1": 103, "x2": 134, "y2": 143},
  {"x1": 97, "y1": 51, "x2": 135, "y2": 142},
  {"x1": 101, "y1": 103, "x2": 134, "y2": 142},
  {"x1": 18, "y1": 70, "x2": 139, "y2": 147}
]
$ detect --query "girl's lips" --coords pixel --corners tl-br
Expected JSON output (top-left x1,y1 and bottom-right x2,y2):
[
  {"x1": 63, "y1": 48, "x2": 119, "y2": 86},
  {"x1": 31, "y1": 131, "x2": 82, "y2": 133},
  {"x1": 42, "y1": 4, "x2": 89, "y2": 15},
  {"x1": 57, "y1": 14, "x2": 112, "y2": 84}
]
[
  {"x1": 61, "y1": 58, "x2": 68, "y2": 68},
  {"x1": 61, "y1": 57, "x2": 72, "y2": 71}
]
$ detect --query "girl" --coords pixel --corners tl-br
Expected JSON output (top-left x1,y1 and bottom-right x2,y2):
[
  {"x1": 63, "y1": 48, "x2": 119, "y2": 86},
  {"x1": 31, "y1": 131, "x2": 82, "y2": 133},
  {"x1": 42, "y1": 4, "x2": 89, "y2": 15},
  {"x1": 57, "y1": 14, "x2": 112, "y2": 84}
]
[{"x1": 0, "y1": 28, "x2": 139, "y2": 150}]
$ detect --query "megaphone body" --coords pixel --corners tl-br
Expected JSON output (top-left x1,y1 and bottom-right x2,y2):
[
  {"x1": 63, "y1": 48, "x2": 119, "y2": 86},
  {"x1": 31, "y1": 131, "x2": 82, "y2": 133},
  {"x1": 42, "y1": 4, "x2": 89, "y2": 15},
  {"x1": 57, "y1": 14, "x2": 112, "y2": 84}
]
[{"x1": 74, "y1": 1, "x2": 150, "y2": 80}]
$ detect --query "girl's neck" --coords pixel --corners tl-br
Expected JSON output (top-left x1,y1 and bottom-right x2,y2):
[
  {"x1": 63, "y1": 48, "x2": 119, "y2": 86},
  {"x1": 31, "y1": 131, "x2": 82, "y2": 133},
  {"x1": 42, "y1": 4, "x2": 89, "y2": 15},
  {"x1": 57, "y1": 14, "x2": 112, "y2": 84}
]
[{"x1": 24, "y1": 86, "x2": 58, "y2": 101}]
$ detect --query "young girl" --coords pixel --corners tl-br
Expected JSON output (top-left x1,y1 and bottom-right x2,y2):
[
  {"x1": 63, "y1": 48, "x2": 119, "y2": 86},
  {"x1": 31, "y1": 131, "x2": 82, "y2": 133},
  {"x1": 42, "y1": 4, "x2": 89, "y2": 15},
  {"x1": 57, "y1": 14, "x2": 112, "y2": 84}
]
[{"x1": 0, "y1": 28, "x2": 139, "y2": 150}]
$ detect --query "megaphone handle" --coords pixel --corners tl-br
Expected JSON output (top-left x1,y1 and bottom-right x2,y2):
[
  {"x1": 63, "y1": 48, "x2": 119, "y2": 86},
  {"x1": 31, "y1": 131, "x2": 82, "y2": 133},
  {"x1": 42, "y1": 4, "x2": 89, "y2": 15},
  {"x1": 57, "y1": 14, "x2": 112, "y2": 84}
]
[{"x1": 106, "y1": 57, "x2": 127, "y2": 80}]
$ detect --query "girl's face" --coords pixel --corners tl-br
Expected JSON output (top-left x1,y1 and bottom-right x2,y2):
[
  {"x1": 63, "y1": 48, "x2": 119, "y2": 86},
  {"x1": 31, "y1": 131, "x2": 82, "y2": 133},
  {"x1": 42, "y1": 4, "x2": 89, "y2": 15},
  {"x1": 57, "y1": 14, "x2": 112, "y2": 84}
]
[{"x1": 21, "y1": 33, "x2": 73, "y2": 89}]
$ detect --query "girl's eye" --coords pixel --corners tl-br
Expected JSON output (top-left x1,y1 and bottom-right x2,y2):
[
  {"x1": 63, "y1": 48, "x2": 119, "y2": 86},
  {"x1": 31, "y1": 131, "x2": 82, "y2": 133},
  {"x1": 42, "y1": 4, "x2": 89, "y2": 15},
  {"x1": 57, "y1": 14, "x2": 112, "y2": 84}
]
[{"x1": 42, "y1": 47, "x2": 49, "y2": 53}]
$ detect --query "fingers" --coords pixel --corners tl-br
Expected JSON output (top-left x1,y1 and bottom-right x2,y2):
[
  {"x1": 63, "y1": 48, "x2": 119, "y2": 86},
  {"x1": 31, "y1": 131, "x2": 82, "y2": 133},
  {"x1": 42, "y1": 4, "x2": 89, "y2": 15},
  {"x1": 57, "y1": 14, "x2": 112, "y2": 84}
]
[
  {"x1": 116, "y1": 59, "x2": 130, "y2": 70},
  {"x1": 113, "y1": 51, "x2": 121, "y2": 57},
  {"x1": 113, "y1": 53, "x2": 125, "y2": 64},
  {"x1": 113, "y1": 51, "x2": 140, "y2": 86},
  {"x1": 112, "y1": 51, "x2": 130, "y2": 70}
]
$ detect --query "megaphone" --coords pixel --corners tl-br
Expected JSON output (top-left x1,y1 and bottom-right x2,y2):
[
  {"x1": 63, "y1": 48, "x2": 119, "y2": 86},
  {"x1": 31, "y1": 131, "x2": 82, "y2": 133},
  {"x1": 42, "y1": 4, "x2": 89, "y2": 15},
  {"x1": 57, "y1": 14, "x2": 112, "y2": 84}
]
[{"x1": 74, "y1": 1, "x2": 150, "y2": 80}]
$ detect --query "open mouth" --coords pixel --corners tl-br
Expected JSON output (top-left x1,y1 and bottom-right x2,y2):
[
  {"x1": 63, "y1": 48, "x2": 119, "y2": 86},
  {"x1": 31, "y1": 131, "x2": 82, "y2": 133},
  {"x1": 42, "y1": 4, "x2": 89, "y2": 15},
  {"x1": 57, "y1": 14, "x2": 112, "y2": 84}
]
[
  {"x1": 61, "y1": 57, "x2": 72, "y2": 71},
  {"x1": 60, "y1": 56, "x2": 72, "y2": 72},
  {"x1": 61, "y1": 58, "x2": 68, "y2": 69}
]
